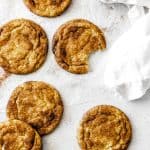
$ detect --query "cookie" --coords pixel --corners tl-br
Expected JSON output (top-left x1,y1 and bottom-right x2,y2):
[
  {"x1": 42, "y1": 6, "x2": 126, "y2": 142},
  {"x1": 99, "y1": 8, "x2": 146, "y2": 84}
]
[
  {"x1": 7, "y1": 81, "x2": 63, "y2": 135},
  {"x1": 77, "y1": 105, "x2": 132, "y2": 150},
  {"x1": 0, "y1": 120, "x2": 41, "y2": 150},
  {"x1": 52, "y1": 19, "x2": 106, "y2": 74},
  {"x1": 0, "y1": 19, "x2": 48, "y2": 74},
  {"x1": 24, "y1": 0, "x2": 71, "y2": 17}
]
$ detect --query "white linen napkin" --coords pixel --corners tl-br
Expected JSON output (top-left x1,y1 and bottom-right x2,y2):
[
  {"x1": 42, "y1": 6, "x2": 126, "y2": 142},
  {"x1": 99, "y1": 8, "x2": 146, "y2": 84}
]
[{"x1": 104, "y1": 13, "x2": 150, "y2": 100}]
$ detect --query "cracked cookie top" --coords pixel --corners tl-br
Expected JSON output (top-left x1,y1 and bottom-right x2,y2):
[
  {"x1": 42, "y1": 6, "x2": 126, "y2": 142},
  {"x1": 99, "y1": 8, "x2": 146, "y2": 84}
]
[
  {"x1": 24, "y1": 0, "x2": 71, "y2": 17},
  {"x1": 77, "y1": 105, "x2": 132, "y2": 150},
  {"x1": 7, "y1": 81, "x2": 63, "y2": 135},
  {"x1": 52, "y1": 19, "x2": 106, "y2": 74},
  {"x1": 0, "y1": 120, "x2": 41, "y2": 150},
  {"x1": 0, "y1": 19, "x2": 48, "y2": 74}
]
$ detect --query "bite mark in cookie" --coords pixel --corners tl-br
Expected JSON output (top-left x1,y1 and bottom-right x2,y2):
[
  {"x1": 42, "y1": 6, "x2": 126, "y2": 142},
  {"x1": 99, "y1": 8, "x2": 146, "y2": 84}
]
[{"x1": 52, "y1": 19, "x2": 106, "y2": 74}]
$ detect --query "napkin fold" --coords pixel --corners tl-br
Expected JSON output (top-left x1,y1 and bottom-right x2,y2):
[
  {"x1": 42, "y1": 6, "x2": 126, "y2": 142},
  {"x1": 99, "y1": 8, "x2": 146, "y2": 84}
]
[
  {"x1": 100, "y1": 0, "x2": 149, "y2": 24},
  {"x1": 100, "y1": 0, "x2": 150, "y2": 8},
  {"x1": 104, "y1": 13, "x2": 150, "y2": 100}
]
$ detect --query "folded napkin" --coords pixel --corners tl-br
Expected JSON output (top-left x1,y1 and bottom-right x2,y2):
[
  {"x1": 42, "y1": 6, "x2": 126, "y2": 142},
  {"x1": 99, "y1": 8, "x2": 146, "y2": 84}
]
[{"x1": 104, "y1": 13, "x2": 150, "y2": 100}]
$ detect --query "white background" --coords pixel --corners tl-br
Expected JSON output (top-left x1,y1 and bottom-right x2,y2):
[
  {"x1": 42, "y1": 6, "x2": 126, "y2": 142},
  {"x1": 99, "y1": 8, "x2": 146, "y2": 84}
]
[{"x1": 0, "y1": 0, "x2": 150, "y2": 149}]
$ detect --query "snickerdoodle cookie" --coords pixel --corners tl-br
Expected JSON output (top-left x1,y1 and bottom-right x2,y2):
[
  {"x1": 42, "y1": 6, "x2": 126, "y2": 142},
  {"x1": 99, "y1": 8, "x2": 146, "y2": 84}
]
[
  {"x1": 77, "y1": 105, "x2": 132, "y2": 150},
  {"x1": 0, "y1": 120, "x2": 41, "y2": 150},
  {"x1": 0, "y1": 19, "x2": 48, "y2": 74},
  {"x1": 52, "y1": 19, "x2": 106, "y2": 74},
  {"x1": 7, "y1": 81, "x2": 63, "y2": 135},
  {"x1": 24, "y1": 0, "x2": 71, "y2": 17}
]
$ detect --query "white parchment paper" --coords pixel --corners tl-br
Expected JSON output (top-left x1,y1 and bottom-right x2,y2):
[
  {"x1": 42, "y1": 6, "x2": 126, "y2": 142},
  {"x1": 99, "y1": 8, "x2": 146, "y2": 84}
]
[{"x1": 0, "y1": 0, "x2": 150, "y2": 150}]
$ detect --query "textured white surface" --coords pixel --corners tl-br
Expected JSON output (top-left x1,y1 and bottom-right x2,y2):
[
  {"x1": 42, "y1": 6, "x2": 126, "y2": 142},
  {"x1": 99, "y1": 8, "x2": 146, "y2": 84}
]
[{"x1": 0, "y1": 0, "x2": 150, "y2": 150}]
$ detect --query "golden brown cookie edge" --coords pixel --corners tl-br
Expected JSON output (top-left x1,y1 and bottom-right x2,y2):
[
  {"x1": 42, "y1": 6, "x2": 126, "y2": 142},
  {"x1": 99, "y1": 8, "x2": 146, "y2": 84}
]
[
  {"x1": 6, "y1": 81, "x2": 64, "y2": 136},
  {"x1": 0, "y1": 119, "x2": 42, "y2": 150},
  {"x1": 23, "y1": 0, "x2": 72, "y2": 17},
  {"x1": 52, "y1": 19, "x2": 106, "y2": 74},
  {"x1": 0, "y1": 18, "x2": 48, "y2": 74},
  {"x1": 77, "y1": 105, "x2": 132, "y2": 150}
]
